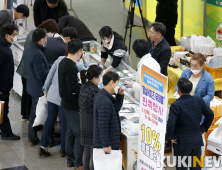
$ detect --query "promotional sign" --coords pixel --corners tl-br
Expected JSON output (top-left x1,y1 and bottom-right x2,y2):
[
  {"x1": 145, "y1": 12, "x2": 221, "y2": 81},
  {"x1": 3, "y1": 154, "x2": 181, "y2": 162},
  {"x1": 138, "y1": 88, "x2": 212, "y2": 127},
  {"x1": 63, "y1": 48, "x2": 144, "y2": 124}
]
[
  {"x1": 206, "y1": 1, "x2": 222, "y2": 46},
  {"x1": 137, "y1": 65, "x2": 168, "y2": 170},
  {"x1": 216, "y1": 23, "x2": 222, "y2": 47}
]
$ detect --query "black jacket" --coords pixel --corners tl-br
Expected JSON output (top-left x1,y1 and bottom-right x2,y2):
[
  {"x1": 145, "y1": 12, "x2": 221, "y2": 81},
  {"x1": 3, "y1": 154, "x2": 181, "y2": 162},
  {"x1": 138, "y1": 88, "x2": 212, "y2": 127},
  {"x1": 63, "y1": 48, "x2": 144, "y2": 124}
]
[
  {"x1": 58, "y1": 15, "x2": 94, "y2": 41},
  {"x1": 93, "y1": 89, "x2": 124, "y2": 150},
  {"x1": 0, "y1": 35, "x2": 14, "y2": 92},
  {"x1": 45, "y1": 37, "x2": 67, "y2": 64},
  {"x1": 101, "y1": 33, "x2": 130, "y2": 68},
  {"x1": 58, "y1": 58, "x2": 81, "y2": 110},
  {"x1": 23, "y1": 42, "x2": 49, "y2": 97},
  {"x1": 79, "y1": 81, "x2": 100, "y2": 146},
  {"x1": 33, "y1": 0, "x2": 67, "y2": 27},
  {"x1": 167, "y1": 95, "x2": 214, "y2": 150},
  {"x1": 147, "y1": 38, "x2": 171, "y2": 76},
  {"x1": 155, "y1": 0, "x2": 178, "y2": 26}
]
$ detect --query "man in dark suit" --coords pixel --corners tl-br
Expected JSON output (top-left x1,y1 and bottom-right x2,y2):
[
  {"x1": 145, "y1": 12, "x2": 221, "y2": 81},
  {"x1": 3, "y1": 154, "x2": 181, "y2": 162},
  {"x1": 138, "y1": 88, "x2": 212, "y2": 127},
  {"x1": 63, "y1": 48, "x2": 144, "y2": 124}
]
[
  {"x1": 45, "y1": 27, "x2": 77, "y2": 64},
  {"x1": 34, "y1": 0, "x2": 67, "y2": 27},
  {"x1": 167, "y1": 78, "x2": 214, "y2": 170},
  {"x1": 0, "y1": 5, "x2": 29, "y2": 29},
  {"x1": 0, "y1": 24, "x2": 20, "y2": 140},
  {"x1": 147, "y1": 22, "x2": 171, "y2": 76},
  {"x1": 155, "y1": 0, "x2": 178, "y2": 46},
  {"x1": 58, "y1": 11, "x2": 95, "y2": 41},
  {"x1": 23, "y1": 28, "x2": 49, "y2": 146}
]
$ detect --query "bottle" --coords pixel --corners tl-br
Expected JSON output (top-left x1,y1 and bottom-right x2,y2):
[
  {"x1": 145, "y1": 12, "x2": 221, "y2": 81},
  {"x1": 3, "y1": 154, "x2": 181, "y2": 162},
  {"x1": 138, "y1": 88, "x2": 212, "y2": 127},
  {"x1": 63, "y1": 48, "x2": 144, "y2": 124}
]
[{"x1": 90, "y1": 41, "x2": 95, "y2": 54}]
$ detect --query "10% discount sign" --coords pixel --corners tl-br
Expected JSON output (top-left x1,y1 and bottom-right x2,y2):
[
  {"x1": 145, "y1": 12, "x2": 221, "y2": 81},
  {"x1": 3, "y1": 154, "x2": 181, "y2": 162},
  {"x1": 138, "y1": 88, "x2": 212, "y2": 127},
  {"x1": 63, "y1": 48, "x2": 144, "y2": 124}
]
[{"x1": 141, "y1": 124, "x2": 161, "y2": 151}]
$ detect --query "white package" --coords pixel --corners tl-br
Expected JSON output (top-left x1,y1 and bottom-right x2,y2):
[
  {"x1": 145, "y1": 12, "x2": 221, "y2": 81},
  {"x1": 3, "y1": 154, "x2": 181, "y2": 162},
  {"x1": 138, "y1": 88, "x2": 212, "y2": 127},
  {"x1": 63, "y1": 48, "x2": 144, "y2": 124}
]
[
  {"x1": 207, "y1": 118, "x2": 222, "y2": 155},
  {"x1": 173, "y1": 51, "x2": 189, "y2": 67},
  {"x1": 93, "y1": 149, "x2": 122, "y2": 170},
  {"x1": 213, "y1": 48, "x2": 222, "y2": 56},
  {"x1": 33, "y1": 96, "x2": 48, "y2": 127}
]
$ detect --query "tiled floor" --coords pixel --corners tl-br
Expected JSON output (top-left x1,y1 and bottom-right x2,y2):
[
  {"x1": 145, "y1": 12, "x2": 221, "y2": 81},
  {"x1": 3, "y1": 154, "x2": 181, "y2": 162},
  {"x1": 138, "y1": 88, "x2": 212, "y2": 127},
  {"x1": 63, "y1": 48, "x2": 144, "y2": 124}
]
[
  {"x1": 0, "y1": 1, "x2": 149, "y2": 169},
  {"x1": 0, "y1": 1, "x2": 220, "y2": 170}
]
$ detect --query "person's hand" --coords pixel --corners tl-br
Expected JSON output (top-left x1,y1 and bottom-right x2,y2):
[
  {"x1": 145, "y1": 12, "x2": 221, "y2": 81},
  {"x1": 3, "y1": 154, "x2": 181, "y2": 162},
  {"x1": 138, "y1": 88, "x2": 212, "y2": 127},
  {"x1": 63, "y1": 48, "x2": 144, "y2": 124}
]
[
  {"x1": 102, "y1": 70, "x2": 106, "y2": 76},
  {"x1": 171, "y1": 138, "x2": 177, "y2": 144},
  {"x1": 103, "y1": 146, "x2": 112, "y2": 154},
  {"x1": 99, "y1": 64, "x2": 105, "y2": 69},
  {"x1": 125, "y1": 81, "x2": 134, "y2": 88},
  {"x1": 118, "y1": 86, "x2": 124, "y2": 95},
  {"x1": 44, "y1": 92, "x2": 47, "y2": 97},
  {"x1": 82, "y1": 51, "x2": 87, "y2": 61}
]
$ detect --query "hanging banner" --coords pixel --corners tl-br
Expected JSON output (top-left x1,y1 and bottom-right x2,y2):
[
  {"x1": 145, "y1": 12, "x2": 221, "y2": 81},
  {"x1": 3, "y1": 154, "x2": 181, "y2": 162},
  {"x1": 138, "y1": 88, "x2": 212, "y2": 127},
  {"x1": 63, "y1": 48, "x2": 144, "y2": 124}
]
[
  {"x1": 206, "y1": 2, "x2": 222, "y2": 47},
  {"x1": 137, "y1": 65, "x2": 168, "y2": 170},
  {"x1": 206, "y1": 0, "x2": 222, "y2": 7}
]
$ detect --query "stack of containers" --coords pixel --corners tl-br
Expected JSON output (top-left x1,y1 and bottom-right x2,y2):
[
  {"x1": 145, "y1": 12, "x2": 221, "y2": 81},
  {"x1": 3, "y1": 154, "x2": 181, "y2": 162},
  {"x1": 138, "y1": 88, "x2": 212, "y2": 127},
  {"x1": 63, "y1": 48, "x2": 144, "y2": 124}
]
[
  {"x1": 204, "y1": 97, "x2": 222, "y2": 156},
  {"x1": 204, "y1": 65, "x2": 222, "y2": 79},
  {"x1": 207, "y1": 117, "x2": 222, "y2": 155}
]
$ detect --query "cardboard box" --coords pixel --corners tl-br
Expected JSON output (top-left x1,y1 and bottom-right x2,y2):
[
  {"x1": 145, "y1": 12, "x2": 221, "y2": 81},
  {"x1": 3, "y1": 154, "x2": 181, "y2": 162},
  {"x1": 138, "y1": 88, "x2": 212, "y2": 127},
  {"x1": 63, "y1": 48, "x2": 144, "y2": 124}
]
[{"x1": 0, "y1": 101, "x2": 4, "y2": 124}]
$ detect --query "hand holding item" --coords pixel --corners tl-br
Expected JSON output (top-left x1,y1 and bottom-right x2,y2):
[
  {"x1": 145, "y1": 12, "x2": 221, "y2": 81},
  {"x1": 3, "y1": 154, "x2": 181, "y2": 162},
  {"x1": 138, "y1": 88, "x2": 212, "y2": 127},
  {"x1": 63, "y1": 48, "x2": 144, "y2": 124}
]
[
  {"x1": 82, "y1": 51, "x2": 87, "y2": 61},
  {"x1": 118, "y1": 86, "x2": 124, "y2": 95},
  {"x1": 44, "y1": 92, "x2": 47, "y2": 97},
  {"x1": 171, "y1": 138, "x2": 177, "y2": 144},
  {"x1": 103, "y1": 146, "x2": 112, "y2": 154},
  {"x1": 125, "y1": 81, "x2": 134, "y2": 88},
  {"x1": 99, "y1": 64, "x2": 105, "y2": 69}
]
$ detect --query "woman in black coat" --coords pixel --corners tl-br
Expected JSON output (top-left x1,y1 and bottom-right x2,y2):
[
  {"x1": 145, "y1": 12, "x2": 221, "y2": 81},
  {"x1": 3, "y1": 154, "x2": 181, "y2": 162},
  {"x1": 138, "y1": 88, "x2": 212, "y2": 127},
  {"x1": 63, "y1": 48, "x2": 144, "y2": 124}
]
[
  {"x1": 78, "y1": 65, "x2": 103, "y2": 170},
  {"x1": 99, "y1": 26, "x2": 132, "y2": 73}
]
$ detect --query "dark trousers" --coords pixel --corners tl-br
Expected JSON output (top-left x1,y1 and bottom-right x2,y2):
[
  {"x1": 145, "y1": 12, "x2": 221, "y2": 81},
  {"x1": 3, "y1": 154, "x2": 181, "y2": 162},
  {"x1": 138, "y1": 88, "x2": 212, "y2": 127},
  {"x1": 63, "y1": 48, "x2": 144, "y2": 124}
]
[
  {"x1": 28, "y1": 96, "x2": 39, "y2": 143},
  {"x1": 164, "y1": 25, "x2": 177, "y2": 46},
  {"x1": 64, "y1": 109, "x2": 84, "y2": 167},
  {"x1": 40, "y1": 101, "x2": 67, "y2": 150},
  {"x1": 83, "y1": 145, "x2": 94, "y2": 170},
  {"x1": 173, "y1": 143, "x2": 201, "y2": 170},
  {"x1": 21, "y1": 77, "x2": 32, "y2": 119},
  {"x1": 0, "y1": 91, "x2": 13, "y2": 137}
]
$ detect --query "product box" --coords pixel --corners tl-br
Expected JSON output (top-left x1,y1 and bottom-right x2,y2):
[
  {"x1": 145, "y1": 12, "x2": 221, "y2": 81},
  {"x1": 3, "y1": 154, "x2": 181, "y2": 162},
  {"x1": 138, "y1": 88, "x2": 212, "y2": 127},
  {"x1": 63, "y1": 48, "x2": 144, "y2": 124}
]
[{"x1": 0, "y1": 101, "x2": 5, "y2": 124}]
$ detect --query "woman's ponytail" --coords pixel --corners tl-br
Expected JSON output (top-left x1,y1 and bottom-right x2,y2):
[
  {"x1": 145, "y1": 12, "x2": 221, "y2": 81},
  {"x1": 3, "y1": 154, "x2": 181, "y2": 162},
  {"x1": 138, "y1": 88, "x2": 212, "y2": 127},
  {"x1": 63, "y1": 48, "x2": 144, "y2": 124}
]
[
  {"x1": 80, "y1": 70, "x2": 87, "y2": 84},
  {"x1": 113, "y1": 31, "x2": 123, "y2": 41},
  {"x1": 80, "y1": 65, "x2": 103, "y2": 85}
]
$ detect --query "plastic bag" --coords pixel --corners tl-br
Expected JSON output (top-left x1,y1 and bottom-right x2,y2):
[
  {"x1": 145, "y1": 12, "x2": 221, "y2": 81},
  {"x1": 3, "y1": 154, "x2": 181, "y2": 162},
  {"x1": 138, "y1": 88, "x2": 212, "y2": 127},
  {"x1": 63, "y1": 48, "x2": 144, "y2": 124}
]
[
  {"x1": 33, "y1": 96, "x2": 48, "y2": 127},
  {"x1": 190, "y1": 35, "x2": 215, "y2": 53},
  {"x1": 173, "y1": 51, "x2": 189, "y2": 68},
  {"x1": 213, "y1": 48, "x2": 222, "y2": 56},
  {"x1": 206, "y1": 56, "x2": 222, "y2": 68},
  {"x1": 173, "y1": 91, "x2": 180, "y2": 99},
  {"x1": 207, "y1": 118, "x2": 222, "y2": 155},
  {"x1": 121, "y1": 120, "x2": 139, "y2": 136},
  {"x1": 199, "y1": 46, "x2": 215, "y2": 55},
  {"x1": 190, "y1": 35, "x2": 206, "y2": 53},
  {"x1": 93, "y1": 149, "x2": 122, "y2": 170},
  {"x1": 208, "y1": 117, "x2": 222, "y2": 141}
]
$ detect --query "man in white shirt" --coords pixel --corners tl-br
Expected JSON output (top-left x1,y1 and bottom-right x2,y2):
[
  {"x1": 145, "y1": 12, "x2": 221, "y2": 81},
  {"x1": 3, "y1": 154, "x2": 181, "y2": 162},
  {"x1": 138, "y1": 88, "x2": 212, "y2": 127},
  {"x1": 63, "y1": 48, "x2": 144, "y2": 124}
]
[{"x1": 125, "y1": 39, "x2": 161, "y2": 101}]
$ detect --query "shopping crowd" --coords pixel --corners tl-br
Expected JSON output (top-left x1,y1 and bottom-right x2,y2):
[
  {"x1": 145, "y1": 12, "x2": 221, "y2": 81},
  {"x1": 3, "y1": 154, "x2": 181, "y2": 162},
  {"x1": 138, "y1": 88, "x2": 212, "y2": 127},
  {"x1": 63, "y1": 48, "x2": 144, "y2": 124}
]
[{"x1": 0, "y1": 0, "x2": 216, "y2": 170}]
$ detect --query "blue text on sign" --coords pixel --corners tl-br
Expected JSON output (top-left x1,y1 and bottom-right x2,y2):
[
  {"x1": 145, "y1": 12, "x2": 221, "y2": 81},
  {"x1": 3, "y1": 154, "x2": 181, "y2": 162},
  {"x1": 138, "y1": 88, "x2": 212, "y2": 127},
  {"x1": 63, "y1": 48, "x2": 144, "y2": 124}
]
[{"x1": 143, "y1": 73, "x2": 164, "y2": 93}]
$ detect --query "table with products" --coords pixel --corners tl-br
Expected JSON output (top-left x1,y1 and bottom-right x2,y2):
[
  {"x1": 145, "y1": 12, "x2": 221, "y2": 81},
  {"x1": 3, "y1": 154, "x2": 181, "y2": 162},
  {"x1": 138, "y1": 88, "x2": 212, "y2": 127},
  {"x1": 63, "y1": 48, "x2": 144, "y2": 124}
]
[
  {"x1": 168, "y1": 43, "x2": 222, "y2": 107},
  {"x1": 83, "y1": 41, "x2": 140, "y2": 170},
  {"x1": 169, "y1": 41, "x2": 222, "y2": 156},
  {"x1": 11, "y1": 39, "x2": 174, "y2": 170}
]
